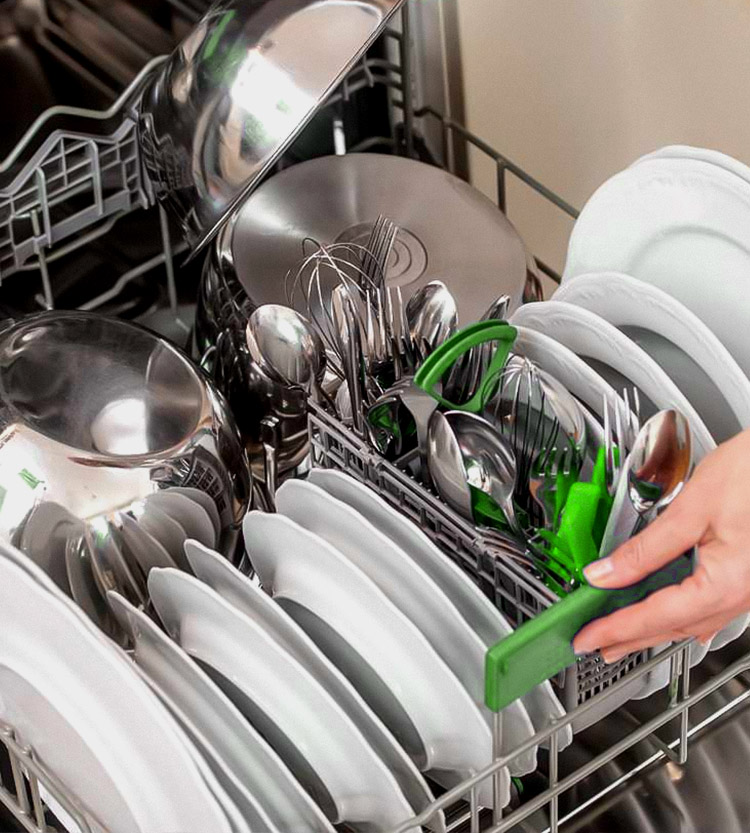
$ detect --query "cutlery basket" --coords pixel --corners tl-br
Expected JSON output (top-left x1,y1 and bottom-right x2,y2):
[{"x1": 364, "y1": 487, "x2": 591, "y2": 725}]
[{"x1": 308, "y1": 400, "x2": 650, "y2": 724}]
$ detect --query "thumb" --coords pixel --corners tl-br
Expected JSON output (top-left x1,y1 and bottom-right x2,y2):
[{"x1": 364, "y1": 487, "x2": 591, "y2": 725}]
[{"x1": 583, "y1": 487, "x2": 708, "y2": 588}]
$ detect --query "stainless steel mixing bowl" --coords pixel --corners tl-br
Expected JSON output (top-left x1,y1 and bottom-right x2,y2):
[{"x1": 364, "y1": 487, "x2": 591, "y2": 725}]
[
  {"x1": 138, "y1": 0, "x2": 402, "y2": 254},
  {"x1": 0, "y1": 311, "x2": 251, "y2": 557}
]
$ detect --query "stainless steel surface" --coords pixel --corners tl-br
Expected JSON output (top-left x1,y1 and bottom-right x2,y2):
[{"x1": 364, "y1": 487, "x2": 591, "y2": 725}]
[
  {"x1": 332, "y1": 284, "x2": 365, "y2": 434},
  {"x1": 406, "y1": 280, "x2": 458, "y2": 350},
  {"x1": 600, "y1": 410, "x2": 692, "y2": 557},
  {"x1": 0, "y1": 311, "x2": 251, "y2": 558},
  {"x1": 245, "y1": 304, "x2": 326, "y2": 400},
  {"x1": 427, "y1": 409, "x2": 474, "y2": 521},
  {"x1": 398, "y1": 380, "x2": 438, "y2": 482},
  {"x1": 629, "y1": 409, "x2": 692, "y2": 519},
  {"x1": 445, "y1": 409, "x2": 520, "y2": 533},
  {"x1": 213, "y1": 152, "x2": 528, "y2": 324},
  {"x1": 138, "y1": 0, "x2": 402, "y2": 253}
]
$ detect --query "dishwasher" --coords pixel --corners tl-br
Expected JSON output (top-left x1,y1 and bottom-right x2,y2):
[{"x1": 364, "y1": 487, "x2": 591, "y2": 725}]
[{"x1": 2, "y1": 1, "x2": 750, "y2": 832}]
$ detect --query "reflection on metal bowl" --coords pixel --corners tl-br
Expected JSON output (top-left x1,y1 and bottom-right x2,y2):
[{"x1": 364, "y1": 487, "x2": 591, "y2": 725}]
[
  {"x1": 138, "y1": 0, "x2": 403, "y2": 254},
  {"x1": 0, "y1": 311, "x2": 251, "y2": 560}
]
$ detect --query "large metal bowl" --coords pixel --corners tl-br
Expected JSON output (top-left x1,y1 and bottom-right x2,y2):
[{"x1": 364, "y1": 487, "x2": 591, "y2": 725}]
[
  {"x1": 0, "y1": 312, "x2": 251, "y2": 556},
  {"x1": 138, "y1": 0, "x2": 402, "y2": 253}
]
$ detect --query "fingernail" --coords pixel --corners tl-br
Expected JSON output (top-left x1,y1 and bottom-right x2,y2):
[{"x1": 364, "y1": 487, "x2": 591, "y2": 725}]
[
  {"x1": 602, "y1": 650, "x2": 627, "y2": 664},
  {"x1": 583, "y1": 558, "x2": 614, "y2": 585}
]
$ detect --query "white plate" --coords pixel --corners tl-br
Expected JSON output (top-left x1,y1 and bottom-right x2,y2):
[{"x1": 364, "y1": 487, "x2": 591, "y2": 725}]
[
  {"x1": 620, "y1": 327, "x2": 742, "y2": 443},
  {"x1": 126, "y1": 659, "x2": 254, "y2": 833},
  {"x1": 562, "y1": 156, "x2": 750, "y2": 379},
  {"x1": 135, "y1": 503, "x2": 189, "y2": 570},
  {"x1": 632, "y1": 144, "x2": 750, "y2": 186},
  {"x1": 0, "y1": 553, "x2": 232, "y2": 833},
  {"x1": 146, "y1": 490, "x2": 216, "y2": 550},
  {"x1": 511, "y1": 326, "x2": 627, "y2": 426},
  {"x1": 243, "y1": 511, "x2": 506, "y2": 809},
  {"x1": 184, "y1": 539, "x2": 445, "y2": 832},
  {"x1": 164, "y1": 486, "x2": 222, "y2": 541},
  {"x1": 510, "y1": 301, "x2": 716, "y2": 460},
  {"x1": 276, "y1": 479, "x2": 538, "y2": 774},
  {"x1": 19, "y1": 501, "x2": 81, "y2": 594},
  {"x1": 118, "y1": 512, "x2": 177, "y2": 573},
  {"x1": 109, "y1": 590, "x2": 336, "y2": 833},
  {"x1": 306, "y1": 468, "x2": 572, "y2": 748},
  {"x1": 553, "y1": 272, "x2": 750, "y2": 438},
  {"x1": 148, "y1": 567, "x2": 416, "y2": 832}
]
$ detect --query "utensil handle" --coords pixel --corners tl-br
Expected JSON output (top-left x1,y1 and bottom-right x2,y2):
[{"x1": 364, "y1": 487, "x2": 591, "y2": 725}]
[
  {"x1": 484, "y1": 552, "x2": 694, "y2": 712},
  {"x1": 414, "y1": 321, "x2": 517, "y2": 413}
]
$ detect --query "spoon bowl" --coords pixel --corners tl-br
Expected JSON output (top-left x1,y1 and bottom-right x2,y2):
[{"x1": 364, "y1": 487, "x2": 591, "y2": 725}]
[
  {"x1": 428, "y1": 410, "x2": 519, "y2": 532},
  {"x1": 628, "y1": 409, "x2": 692, "y2": 516},
  {"x1": 406, "y1": 281, "x2": 458, "y2": 350},
  {"x1": 246, "y1": 304, "x2": 326, "y2": 393}
]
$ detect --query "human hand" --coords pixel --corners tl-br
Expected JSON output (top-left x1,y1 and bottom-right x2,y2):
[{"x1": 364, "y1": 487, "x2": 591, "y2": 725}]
[{"x1": 573, "y1": 428, "x2": 750, "y2": 663}]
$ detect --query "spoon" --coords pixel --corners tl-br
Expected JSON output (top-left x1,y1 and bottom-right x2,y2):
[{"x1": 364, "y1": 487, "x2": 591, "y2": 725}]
[
  {"x1": 599, "y1": 409, "x2": 692, "y2": 557},
  {"x1": 628, "y1": 409, "x2": 692, "y2": 517},
  {"x1": 246, "y1": 304, "x2": 327, "y2": 401},
  {"x1": 428, "y1": 410, "x2": 519, "y2": 532},
  {"x1": 426, "y1": 410, "x2": 474, "y2": 519},
  {"x1": 446, "y1": 294, "x2": 511, "y2": 402},
  {"x1": 406, "y1": 280, "x2": 458, "y2": 350}
]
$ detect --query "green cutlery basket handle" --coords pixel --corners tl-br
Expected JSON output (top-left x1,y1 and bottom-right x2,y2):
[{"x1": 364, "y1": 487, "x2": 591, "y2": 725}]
[
  {"x1": 414, "y1": 320, "x2": 517, "y2": 413},
  {"x1": 484, "y1": 552, "x2": 695, "y2": 713}
]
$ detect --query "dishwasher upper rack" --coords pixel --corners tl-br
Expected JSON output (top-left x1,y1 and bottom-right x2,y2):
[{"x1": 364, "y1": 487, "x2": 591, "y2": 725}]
[{"x1": 0, "y1": 0, "x2": 577, "y2": 316}]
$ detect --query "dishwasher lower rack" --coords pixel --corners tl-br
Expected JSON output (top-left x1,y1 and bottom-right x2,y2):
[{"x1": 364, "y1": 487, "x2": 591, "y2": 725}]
[
  {"x1": 4, "y1": 640, "x2": 750, "y2": 833},
  {"x1": 308, "y1": 401, "x2": 649, "y2": 723}
]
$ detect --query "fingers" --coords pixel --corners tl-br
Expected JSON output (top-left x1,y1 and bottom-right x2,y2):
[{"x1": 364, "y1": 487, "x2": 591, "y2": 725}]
[
  {"x1": 573, "y1": 568, "x2": 723, "y2": 655},
  {"x1": 583, "y1": 488, "x2": 708, "y2": 589},
  {"x1": 599, "y1": 637, "x2": 674, "y2": 664},
  {"x1": 599, "y1": 624, "x2": 721, "y2": 664}
]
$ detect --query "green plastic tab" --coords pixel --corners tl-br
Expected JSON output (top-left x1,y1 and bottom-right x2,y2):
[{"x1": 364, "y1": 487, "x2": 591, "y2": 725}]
[
  {"x1": 414, "y1": 321, "x2": 517, "y2": 413},
  {"x1": 484, "y1": 552, "x2": 695, "y2": 712}
]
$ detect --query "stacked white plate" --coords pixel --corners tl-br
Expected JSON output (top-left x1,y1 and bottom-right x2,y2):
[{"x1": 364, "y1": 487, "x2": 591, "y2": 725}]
[
  {"x1": 509, "y1": 145, "x2": 750, "y2": 686},
  {"x1": 0, "y1": 541, "x2": 246, "y2": 833},
  {"x1": 563, "y1": 145, "x2": 750, "y2": 386}
]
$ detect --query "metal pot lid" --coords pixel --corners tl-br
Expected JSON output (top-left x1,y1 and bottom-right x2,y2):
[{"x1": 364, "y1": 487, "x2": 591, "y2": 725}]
[
  {"x1": 218, "y1": 153, "x2": 528, "y2": 323},
  {"x1": 139, "y1": 0, "x2": 403, "y2": 255}
]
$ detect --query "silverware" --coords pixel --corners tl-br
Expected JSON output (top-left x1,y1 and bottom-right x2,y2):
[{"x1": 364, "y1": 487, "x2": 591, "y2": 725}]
[
  {"x1": 428, "y1": 410, "x2": 520, "y2": 533},
  {"x1": 406, "y1": 281, "x2": 458, "y2": 353},
  {"x1": 398, "y1": 382, "x2": 439, "y2": 483},
  {"x1": 492, "y1": 357, "x2": 586, "y2": 523},
  {"x1": 628, "y1": 409, "x2": 692, "y2": 520},
  {"x1": 139, "y1": 0, "x2": 402, "y2": 253},
  {"x1": 246, "y1": 304, "x2": 327, "y2": 404},
  {"x1": 599, "y1": 410, "x2": 692, "y2": 557},
  {"x1": 361, "y1": 215, "x2": 398, "y2": 287},
  {"x1": 427, "y1": 410, "x2": 474, "y2": 520},
  {"x1": 332, "y1": 285, "x2": 366, "y2": 434},
  {"x1": 0, "y1": 311, "x2": 251, "y2": 558},
  {"x1": 446, "y1": 294, "x2": 511, "y2": 403}
]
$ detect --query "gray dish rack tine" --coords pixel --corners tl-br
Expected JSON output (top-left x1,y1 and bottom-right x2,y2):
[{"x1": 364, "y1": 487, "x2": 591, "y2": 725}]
[{"x1": 2, "y1": 3, "x2": 750, "y2": 833}]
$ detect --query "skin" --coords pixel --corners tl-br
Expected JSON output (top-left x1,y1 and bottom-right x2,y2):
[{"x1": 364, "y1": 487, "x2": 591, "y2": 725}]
[{"x1": 573, "y1": 428, "x2": 750, "y2": 663}]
